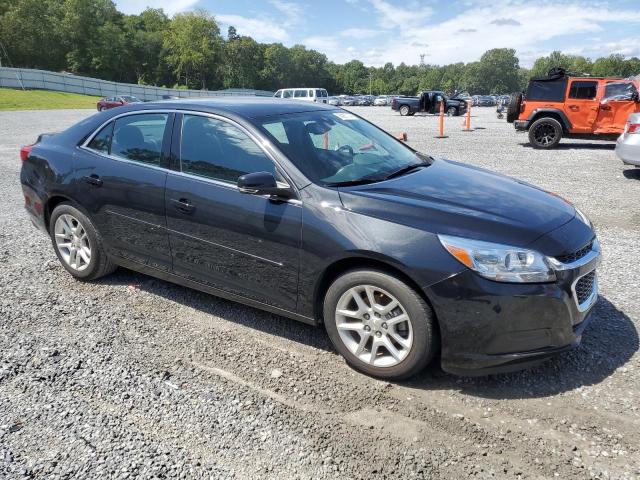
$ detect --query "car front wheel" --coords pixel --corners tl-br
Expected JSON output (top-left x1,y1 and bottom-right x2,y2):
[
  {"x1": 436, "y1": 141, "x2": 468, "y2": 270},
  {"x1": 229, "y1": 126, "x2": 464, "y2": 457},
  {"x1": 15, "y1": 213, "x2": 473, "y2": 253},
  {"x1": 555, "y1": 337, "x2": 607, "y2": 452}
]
[
  {"x1": 50, "y1": 203, "x2": 117, "y2": 280},
  {"x1": 323, "y1": 269, "x2": 437, "y2": 380}
]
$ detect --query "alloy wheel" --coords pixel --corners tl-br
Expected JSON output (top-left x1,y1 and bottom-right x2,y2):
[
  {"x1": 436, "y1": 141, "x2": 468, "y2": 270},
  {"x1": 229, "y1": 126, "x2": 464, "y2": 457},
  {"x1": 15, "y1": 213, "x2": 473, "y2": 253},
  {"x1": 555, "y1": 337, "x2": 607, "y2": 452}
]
[
  {"x1": 54, "y1": 214, "x2": 92, "y2": 271},
  {"x1": 335, "y1": 285, "x2": 413, "y2": 367},
  {"x1": 533, "y1": 123, "x2": 557, "y2": 146}
]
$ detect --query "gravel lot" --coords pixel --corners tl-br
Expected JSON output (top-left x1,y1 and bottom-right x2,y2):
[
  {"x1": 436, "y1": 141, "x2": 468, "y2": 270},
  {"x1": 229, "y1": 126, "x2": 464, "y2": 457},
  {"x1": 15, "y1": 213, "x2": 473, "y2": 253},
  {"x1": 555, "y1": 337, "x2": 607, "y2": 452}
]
[{"x1": 1, "y1": 106, "x2": 639, "y2": 479}]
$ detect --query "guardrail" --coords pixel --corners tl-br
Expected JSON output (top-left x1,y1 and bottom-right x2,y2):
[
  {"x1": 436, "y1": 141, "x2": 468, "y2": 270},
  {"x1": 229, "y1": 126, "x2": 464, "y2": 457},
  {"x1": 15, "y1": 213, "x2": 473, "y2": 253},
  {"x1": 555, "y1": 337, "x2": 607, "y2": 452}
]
[{"x1": 0, "y1": 67, "x2": 273, "y2": 100}]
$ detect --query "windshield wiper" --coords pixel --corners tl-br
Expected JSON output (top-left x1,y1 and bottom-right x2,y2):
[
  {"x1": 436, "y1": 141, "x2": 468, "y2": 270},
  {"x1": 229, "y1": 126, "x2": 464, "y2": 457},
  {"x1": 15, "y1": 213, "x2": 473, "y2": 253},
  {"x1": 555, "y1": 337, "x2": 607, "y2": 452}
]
[
  {"x1": 382, "y1": 163, "x2": 427, "y2": 181},
  {"x1": 325, "y1": 178, "x2": 380, "y2": 187}
]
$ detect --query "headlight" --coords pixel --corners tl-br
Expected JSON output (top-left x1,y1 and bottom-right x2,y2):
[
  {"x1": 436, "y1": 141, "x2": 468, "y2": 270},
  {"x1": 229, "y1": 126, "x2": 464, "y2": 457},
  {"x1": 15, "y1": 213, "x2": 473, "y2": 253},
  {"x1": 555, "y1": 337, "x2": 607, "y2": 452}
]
[
  {"x1": 438, "y1": 235, "x2": 556, "y2": 283},
  {"x1": 574, "y1": 207, "x2": 592, "y2": 228}
]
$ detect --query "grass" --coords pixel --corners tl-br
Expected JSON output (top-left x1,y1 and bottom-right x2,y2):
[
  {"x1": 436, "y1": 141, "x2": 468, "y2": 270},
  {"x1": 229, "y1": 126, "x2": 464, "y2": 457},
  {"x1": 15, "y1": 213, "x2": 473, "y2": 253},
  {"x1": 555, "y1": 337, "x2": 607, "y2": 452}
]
[{"x1": 0, "y1": 88, "x2": 100, "y2": 111}]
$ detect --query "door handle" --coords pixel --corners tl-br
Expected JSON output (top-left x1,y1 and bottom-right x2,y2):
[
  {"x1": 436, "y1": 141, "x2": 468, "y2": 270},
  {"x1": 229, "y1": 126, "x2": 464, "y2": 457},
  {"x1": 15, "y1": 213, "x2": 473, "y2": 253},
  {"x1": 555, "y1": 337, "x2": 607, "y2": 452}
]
[
  {"x1": 568, "y1": 105, "x2": 579, "y2": 111},
  {"x1": 600, "y1": 104, "x2": 612, "y2": 111},
  {"x1": 82, "y1": 174, "x2": 103, "y2": 187},
  {"x1": 170, "y1": 198, "x2": 195, "y2": 214}
]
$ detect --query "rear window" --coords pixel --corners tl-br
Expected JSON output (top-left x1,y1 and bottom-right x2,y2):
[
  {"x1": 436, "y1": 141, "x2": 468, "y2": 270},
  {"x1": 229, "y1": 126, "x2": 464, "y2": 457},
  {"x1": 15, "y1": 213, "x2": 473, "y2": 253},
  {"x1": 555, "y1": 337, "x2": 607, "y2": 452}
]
[
  {"x1": 568, "y1": 81, "x2": 598, "y2": 100},
  {"x1": 526, "y1": 77, "x2": 568, "y2": 102}
]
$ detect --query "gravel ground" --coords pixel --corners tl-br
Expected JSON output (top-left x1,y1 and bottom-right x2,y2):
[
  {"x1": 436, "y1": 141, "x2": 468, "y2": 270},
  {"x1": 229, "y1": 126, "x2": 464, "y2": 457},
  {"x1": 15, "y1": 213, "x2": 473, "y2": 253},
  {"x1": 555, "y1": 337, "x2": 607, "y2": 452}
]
[{"x1": 1, "y1": 106, "x2": 639, "y2": 479}]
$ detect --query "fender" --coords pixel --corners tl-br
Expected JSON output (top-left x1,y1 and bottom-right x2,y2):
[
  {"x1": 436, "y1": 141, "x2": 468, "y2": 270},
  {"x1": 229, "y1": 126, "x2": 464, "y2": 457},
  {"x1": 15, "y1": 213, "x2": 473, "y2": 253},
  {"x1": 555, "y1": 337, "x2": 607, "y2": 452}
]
[{"x1": 528, "y1": 108, "x2": 572, "y2": 131}]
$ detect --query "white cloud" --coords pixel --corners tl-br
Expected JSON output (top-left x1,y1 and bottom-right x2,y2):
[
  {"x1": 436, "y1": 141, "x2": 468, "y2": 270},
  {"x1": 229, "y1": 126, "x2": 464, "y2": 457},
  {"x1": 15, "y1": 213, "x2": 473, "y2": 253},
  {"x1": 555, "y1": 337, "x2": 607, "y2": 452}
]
[
  {"x1": 358, "y1": 1, "x2": 640, "y2": 67},
  {"x1": 114, "y1": 0, "x2": 198, "y2": 16},
  {"x1": 368, "y1": 0, "x2": 432, "y2": 29},
  {"x1": 341, "y1": 28, "x2": 381, "y2": 39},
  {"x1": 268, "y1": 0, "x2": 304, "y2": 27},
  {"x1": 217, "y1": 15, "x2": 289, "y2": 43}
]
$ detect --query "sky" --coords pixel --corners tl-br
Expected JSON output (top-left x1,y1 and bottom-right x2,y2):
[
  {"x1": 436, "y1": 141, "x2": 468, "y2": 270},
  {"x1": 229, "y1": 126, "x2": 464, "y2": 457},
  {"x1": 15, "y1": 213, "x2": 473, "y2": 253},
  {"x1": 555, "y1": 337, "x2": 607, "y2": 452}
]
[{"x1": 115, "y1": 0, "x2": 640, "y2": 68}]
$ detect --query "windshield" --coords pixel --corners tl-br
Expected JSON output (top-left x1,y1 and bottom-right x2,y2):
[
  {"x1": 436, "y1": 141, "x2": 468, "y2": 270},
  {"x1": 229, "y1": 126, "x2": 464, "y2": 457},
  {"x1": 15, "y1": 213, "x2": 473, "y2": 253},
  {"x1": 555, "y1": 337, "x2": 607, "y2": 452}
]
[
  {"x1": 257, "y1": 110, "x2": 430, "y2": 186},
  {"x1": 121, "y1": 96, "x2": 140, "y2": 103}
]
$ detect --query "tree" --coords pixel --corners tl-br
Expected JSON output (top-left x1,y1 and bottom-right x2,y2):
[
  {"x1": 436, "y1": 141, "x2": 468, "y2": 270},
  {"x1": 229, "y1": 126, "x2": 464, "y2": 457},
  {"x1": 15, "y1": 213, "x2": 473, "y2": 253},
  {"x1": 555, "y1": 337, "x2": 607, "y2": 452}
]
[
  {"x1": 223, "y1": 35, "x2": 263, "y2": 89},
  {"x1": 124, "y1": 8, "x2": 170, "y2": 85},
  {"x1": 163, "y1": 10, "x2": 222, "y2": 88}
]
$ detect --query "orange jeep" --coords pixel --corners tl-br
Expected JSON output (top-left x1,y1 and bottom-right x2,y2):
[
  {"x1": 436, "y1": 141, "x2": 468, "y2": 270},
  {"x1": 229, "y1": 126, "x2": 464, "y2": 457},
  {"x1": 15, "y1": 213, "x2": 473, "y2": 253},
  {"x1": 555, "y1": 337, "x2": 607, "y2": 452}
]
[{"x1": 507, "y1": 68, "x2": 640, "y2": 148}]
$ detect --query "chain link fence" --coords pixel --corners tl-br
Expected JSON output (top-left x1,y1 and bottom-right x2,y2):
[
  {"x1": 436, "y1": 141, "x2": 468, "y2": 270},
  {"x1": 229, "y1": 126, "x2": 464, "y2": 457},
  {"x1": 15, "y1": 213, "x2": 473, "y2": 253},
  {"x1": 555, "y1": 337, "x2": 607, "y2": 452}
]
[{"x1": 0, "y1": 67, "x2": 273, "y2": 100}]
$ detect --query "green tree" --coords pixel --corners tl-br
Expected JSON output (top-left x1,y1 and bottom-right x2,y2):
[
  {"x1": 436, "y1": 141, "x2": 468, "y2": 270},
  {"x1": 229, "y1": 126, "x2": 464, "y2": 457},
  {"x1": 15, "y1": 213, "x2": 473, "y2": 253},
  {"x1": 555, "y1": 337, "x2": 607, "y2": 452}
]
[{"x1": 163, "y1": 10, "x2": 222, "y2": 88}]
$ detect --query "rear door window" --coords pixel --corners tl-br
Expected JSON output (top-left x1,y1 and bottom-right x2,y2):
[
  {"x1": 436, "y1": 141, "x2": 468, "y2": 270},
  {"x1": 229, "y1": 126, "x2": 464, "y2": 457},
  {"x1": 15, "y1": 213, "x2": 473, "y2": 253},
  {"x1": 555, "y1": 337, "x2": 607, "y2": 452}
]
[
  {"x1": 568, "y1": 81, "x2": 598, "y2": 100},
  {"x1": 294, "y1": 90, "x2": 308, "y2": 98},
  {"x1": 180, "y1": 114, "x2": 277, "y2": 184},
  {"x1": 282, "y1": 90, "x2": 293, "y2": 98},
  {"x1": 87, "y1": 122, "x2": 114, "y2": 154},
  {"x1": 111, "y1": 113, "x2": 169, "y2": 166}
]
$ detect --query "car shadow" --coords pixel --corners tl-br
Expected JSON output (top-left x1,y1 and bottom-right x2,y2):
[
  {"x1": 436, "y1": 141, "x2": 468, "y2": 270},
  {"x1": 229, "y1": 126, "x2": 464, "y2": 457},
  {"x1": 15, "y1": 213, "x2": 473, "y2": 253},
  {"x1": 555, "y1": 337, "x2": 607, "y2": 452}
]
[
  {"x1": 96, "y1": 270, "x2": 636, "y2": 399},
  {"x1": 519, "y1": 142, "x2": 616, "y2": 151},
  {"x1": 623, "y1": 167, "x2": 640, "y2": 179},
  {"x1": 406, "y1": 296, "x2": 638, "y2": 399}
]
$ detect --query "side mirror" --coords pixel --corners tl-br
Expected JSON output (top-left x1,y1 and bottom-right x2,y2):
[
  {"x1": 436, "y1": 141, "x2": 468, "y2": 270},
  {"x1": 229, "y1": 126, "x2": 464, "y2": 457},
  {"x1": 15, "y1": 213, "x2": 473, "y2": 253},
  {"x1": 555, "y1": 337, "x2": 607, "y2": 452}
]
[{"x1": 237, "y1": 171, "x2": 293, "y2": 199}]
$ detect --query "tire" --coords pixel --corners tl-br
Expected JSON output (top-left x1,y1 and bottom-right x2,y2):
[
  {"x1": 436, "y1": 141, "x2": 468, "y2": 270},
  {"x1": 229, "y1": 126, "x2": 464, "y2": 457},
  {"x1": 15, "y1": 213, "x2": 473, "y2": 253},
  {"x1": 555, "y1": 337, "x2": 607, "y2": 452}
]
[
  {"x1": 49, "y1": 203, "x2": 117, "y2": 281},
  {"x1": 323, "y1": 269, "x2": 437, "y2": 380},
  {"x1": 399, "y1": 105, "x2": 410, "y2": 116},
  {"x1": 528, "y1": 117, "x2": 563, "y2": 149},
  {"x1": 506, "y1": 92, "x2": 522, "y2": 123},
  {"x1": 447, "y1": 106, "x2": 457, "y2": 117},
  {"x1": 99, "y1": 106, "x2": 107, "y2": 112}
]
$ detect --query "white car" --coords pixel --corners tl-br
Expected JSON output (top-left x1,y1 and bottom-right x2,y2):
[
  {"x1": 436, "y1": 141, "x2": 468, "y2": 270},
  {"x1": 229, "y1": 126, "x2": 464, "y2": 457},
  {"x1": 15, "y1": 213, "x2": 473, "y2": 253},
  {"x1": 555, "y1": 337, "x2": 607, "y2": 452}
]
[
  {"x1": 373, "y1": 96, "x2": 388, "y2": 106},
  {"x1": 616, "y1": 112, "x2": 640, "y2": 167},
  {"x1": 274, "y1": 88, "x2": 329, "y2": 103}
]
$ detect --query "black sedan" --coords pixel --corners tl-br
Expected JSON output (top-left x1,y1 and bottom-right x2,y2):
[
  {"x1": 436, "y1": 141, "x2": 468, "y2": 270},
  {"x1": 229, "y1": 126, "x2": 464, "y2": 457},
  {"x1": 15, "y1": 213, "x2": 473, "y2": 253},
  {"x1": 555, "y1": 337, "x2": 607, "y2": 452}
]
[{"x1": 20, "y1": 98, "x2": 600, "y2": 379}]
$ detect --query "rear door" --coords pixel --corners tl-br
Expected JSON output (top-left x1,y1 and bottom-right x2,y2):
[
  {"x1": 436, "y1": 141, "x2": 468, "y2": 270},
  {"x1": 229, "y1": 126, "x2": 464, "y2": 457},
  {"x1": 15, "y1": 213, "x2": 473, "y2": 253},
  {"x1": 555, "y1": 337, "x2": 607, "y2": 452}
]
[
  {"x1": 164, "y1": 113, "x2": 302, "y2": 311},
  {"x1": 564, "y1": 80, "x2": 599, "y2": 132},
  {"x1": 593, "y1": 81, "x2": 640, "y2": 135},
  {"x1": 75, "y1": 112, "x2": 173, "y2": 271}
]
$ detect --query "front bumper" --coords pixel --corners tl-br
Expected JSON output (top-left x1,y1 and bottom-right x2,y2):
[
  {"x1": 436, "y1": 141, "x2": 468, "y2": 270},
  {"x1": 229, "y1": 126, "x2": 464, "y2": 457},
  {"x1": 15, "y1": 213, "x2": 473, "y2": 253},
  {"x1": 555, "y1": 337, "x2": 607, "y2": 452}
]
[
  {"x1": 514, "y1": 119, "x2": 529, "y2": 131},
  {"x1": 426, "y1": 240, "x2": 600, "y2": 376}
]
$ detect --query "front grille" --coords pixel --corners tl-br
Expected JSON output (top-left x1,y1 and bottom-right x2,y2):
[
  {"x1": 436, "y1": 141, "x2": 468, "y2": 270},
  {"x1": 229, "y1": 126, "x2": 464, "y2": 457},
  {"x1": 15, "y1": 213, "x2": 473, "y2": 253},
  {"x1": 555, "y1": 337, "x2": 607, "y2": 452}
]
[
  {"x1": 556, "y1": 241, "x2": 593, "y2": 264},
  {"x1": 575, "y1": 271, "x2": 596, "y2": 305}
]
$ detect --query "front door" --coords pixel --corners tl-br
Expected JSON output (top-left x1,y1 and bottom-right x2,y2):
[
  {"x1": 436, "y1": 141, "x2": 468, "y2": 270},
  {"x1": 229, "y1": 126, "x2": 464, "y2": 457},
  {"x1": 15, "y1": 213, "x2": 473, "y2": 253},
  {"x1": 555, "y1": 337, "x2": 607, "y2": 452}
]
[
  {"x1": 74, "y1": 112, "x2": 173, "y2": 270},
  {"x1": 165, "y1": 113, "x2": 302, "y2": 311},
  {"x1": 594, "y1": 81, "x2": 640, "y2": 135},
  {"x1": 564, "y1": 79, "x2": 599, "y2": 132}
]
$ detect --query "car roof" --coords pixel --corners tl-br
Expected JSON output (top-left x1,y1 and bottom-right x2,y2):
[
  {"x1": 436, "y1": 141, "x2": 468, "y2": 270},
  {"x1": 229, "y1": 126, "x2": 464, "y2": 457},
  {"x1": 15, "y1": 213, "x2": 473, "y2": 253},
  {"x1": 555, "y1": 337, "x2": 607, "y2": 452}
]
[{"x1": 132, "y1": 96, "x2": 338, "y2": 119}]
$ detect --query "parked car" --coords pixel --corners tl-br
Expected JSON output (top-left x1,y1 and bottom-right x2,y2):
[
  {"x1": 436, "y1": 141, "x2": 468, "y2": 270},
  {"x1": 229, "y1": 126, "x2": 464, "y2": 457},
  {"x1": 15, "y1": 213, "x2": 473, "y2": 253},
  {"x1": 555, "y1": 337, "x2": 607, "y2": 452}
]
[
  {"x1": 476, "y1": 96, "x2": 495, "y2": 107},
  {"x1": 341, "y1": 97, "x2": 356, "y2": 106},
  {"x1": 96, "y1": 95, "x2": 142, "y2": 111},
  {"x1": 356, "y1": 96, "x2": 371, "y2": 106},
  {"x1": 274, "y1": 88, "x2": 330, "y2": 104},
  {"x1": 391, "y1": 91, "x2": 467, "y2": 116},
  {"x1": 373, "y1": 95, "x2": 389, "y2": 107},
  {"x1": 616, "y1": 112, "x2": 640, "y2": 167},
  {"x1": 328, "y1": 97, "x2": 341, "y2": 106},
  {"x1": 508, "y1": 67, "x2": 640, "y2": 148},
  {"x1": 20, "y1": 98, "x2": 599, "y2": 380}
]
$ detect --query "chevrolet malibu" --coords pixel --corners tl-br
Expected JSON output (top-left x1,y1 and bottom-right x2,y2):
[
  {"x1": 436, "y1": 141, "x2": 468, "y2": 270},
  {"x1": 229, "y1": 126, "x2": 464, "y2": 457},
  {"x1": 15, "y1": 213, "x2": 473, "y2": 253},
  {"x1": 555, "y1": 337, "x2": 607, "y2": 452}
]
[{"x1": 20, "y1": 99, "x2": 600, "y2": 380}]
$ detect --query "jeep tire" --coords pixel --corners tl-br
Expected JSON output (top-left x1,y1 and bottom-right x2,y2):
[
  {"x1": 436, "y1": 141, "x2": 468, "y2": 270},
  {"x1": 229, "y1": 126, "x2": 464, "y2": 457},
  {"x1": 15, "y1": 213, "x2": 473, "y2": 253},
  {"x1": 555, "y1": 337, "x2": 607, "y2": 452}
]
[
  {"x1": 506, "y1": 92, "x2": 522, "y2": 123},
  {"x1": 528, "y1": 117, "x2": 563, "y2": 149}
]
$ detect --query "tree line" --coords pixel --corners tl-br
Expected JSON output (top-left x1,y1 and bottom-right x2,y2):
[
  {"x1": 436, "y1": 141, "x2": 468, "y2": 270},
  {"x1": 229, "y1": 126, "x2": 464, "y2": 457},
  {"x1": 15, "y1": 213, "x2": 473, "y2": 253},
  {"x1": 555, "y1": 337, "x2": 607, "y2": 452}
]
[{"x1": 1, "y1": 0, "x2": 639, "y2": 96}]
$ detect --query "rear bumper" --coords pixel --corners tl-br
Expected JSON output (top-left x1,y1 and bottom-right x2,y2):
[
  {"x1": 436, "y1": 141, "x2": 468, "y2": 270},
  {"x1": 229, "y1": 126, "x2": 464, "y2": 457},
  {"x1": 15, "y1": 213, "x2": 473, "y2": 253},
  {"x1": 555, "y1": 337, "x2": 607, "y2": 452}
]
[
  {"x1": 514, "y1": 120, "x2": 529, "y2": 131},
  {"x1": 616, "y1": 136, "x2": 640, "y2": 166},
  {"x1": 426, "y1": 241, "x2": 600, "y2": 376}
]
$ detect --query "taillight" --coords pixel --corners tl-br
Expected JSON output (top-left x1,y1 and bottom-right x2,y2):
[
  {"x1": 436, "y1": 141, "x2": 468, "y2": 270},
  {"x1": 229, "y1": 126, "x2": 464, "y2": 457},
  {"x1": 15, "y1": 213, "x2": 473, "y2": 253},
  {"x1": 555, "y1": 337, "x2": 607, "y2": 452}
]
[
  {"x1": 628, "y1": 123, "x2": 640, "y2": 134},
  {"x1": 20, "y1": 144, "x2": 34, "y2": 162}
]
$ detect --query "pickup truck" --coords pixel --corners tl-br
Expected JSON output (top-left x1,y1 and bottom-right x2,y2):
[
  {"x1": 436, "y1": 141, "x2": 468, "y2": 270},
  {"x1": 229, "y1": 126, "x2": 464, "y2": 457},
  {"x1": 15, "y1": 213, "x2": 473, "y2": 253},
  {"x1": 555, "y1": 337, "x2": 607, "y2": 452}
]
[{"x1": 391, "y1": 91, "x2": 467, "y2": 116}]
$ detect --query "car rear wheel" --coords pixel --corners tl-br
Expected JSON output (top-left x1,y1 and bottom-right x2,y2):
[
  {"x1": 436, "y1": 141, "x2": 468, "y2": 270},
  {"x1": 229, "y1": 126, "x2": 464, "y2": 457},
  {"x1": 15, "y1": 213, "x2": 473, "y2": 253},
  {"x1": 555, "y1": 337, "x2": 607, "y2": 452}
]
[
  {"x1": 50, "y1": 203, "x2": 117, "y2": 280},
  {"x1": 399, "y1": 105, "x2": 410, "y2": 116},
  {"x1": 528, "y1": 117, "x2": 563, "y2": 149},
  {"x1": 323, "y1": 269, "x2": 437, "y2": 380}
]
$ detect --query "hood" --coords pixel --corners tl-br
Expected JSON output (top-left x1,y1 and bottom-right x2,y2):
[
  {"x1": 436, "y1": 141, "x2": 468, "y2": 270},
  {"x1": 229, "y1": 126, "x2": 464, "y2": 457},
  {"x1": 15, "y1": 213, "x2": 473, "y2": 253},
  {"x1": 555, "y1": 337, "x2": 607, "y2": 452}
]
[{"x1": 338, "y1": 159, "x2": 576, "y2": 249}]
